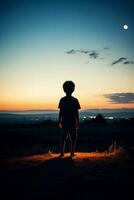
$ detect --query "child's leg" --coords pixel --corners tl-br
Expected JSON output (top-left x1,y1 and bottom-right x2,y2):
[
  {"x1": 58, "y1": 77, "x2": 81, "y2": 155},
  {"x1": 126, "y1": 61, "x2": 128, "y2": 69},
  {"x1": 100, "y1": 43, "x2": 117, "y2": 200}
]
[
  {"x1": 70, "y1": 129, "x2": 77, "y2": 157},
  {"x1": 60, "y1": 129, "x2": 67, "y2": 156}
]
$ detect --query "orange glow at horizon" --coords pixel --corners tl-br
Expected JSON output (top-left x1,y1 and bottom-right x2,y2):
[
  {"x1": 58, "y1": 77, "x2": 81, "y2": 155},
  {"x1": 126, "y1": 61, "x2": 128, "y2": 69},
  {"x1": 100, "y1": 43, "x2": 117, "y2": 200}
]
[
  {"x1": 1, "y1": 85, "x2": 134, "y2": 110},
  {"x1": 0, "y1": 100, "x2": 134, "y2": 111}
]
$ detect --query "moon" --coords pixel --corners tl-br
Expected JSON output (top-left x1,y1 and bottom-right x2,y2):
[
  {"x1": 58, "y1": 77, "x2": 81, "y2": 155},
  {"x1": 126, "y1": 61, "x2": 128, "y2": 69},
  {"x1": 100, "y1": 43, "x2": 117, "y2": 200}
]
[{"x1": 123, "y1": 24, "x2": 128, "y2": 30}]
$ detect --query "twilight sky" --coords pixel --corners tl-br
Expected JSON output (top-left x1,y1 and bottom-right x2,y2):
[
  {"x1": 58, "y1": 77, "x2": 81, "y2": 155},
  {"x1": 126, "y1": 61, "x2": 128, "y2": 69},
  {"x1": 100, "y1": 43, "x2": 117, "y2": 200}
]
[{"x1": 0, "y1": 0, "x2": 134, "y2": 110}]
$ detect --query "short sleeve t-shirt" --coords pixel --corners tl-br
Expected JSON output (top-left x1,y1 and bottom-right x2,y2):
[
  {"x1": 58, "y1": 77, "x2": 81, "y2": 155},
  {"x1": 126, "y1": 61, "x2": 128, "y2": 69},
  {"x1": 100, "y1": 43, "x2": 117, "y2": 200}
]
[{"x1": 58, "y1": 96, "x2": 81, "y2": 129}]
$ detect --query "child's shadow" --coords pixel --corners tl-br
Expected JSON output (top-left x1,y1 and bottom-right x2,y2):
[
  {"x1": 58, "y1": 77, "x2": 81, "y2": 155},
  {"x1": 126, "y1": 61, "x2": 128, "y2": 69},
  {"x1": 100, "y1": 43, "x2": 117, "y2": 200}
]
[{"x1": 38, "y1": 156, "x2": 75, "y2": 178}]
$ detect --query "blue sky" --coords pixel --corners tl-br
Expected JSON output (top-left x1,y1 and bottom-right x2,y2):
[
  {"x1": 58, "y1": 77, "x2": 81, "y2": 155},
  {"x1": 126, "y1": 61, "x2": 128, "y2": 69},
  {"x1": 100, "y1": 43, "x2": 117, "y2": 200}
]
[{"x1": 0, "y1": 0, "x2": 134, "y2": 110}]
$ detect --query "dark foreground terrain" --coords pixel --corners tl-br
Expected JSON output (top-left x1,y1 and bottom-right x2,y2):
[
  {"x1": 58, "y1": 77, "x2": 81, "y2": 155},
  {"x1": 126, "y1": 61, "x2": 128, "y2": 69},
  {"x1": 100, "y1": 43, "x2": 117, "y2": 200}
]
[
  {"x1": 0, "y1": 152, "x2": 134, "y2": 200},
  {"x1": 0, "y1": 119, "x2": 134, "y2": 200}
]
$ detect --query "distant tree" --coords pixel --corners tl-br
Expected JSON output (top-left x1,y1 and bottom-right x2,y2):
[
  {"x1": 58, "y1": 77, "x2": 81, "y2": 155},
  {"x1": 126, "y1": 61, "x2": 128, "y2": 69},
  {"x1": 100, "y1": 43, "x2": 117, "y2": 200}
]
[{"x1": 95, "y1": 113, "x2": 106, "y2": 123}]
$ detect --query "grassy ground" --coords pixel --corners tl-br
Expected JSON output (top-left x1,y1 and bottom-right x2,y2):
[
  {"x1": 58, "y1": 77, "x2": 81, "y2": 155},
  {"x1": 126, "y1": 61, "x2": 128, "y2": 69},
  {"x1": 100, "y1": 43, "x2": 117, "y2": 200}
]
[
  {"x1": 0, "y1": 120, "x2": 134, "y2": 157},
  {"x1": 0, "y1": 120, "x2": 133, "y2": 199}
]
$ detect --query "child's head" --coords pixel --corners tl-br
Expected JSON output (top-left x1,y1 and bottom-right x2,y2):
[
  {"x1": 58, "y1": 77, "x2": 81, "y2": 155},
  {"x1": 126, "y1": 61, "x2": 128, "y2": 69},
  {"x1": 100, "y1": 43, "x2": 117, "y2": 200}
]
[{"x1": 63, "y1": 81, "x2": 75, "y2": 95}]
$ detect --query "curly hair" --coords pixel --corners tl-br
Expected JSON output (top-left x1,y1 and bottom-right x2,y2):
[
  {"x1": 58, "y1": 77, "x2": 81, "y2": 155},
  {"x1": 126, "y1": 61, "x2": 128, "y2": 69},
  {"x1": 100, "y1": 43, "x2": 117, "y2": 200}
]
[{"x1": 63, "y1": 81, "x2": 75, "y2": 94}]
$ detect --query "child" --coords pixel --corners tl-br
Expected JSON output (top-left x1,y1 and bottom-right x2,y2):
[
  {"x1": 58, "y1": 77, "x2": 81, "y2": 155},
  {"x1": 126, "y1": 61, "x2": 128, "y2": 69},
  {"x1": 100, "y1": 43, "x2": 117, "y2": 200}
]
[{"x1": 58, "y1": 81, "x2": 81, "y2": 157}]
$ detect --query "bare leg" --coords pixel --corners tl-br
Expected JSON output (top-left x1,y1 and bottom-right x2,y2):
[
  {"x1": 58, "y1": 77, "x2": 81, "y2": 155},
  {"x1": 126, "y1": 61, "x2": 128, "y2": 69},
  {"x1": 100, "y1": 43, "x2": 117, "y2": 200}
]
[
  {"x1": 60, "y1": 129, "x2": 67, "y2": 157},
  {"x1": 70, "y1": 129, "x2": 77, "y2": 157}
]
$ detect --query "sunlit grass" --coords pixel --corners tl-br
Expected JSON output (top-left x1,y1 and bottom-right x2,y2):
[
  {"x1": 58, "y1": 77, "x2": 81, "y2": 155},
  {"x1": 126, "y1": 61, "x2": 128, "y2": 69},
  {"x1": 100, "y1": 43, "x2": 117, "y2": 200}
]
[{"x1": 1, "y1": 142, "x2": 125, "y2": 170}]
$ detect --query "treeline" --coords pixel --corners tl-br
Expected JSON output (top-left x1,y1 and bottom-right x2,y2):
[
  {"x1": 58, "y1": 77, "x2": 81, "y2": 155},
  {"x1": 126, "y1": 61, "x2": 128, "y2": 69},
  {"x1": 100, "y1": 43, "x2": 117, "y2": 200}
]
[{"x1": 82, "y1": 113, "x2": 134, "y2": 124}]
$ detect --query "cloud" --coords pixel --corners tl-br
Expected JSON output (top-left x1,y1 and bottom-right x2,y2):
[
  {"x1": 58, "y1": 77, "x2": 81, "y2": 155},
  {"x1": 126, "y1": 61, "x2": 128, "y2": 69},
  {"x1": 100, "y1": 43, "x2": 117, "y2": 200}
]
[
  {"x1": 89, "y1": 51, "x2": 99, "y2": 59},
  {"x1": 66, "y1": 49, "x2": 90, "y2": 55},
  {"x1": 111, "y1": 57, "x2": 134, "y2": 65},
  {"x1": 111, "y1": 57, "x2": 127, "y2": 65},
  {"x1": 66, "y1": 49, "x2": 76, "y2": 54},
  {"x1": 79, "y1": 50, "x2": 90, "y2": 54},
  {"x1": 66, "y1": 48, "x2": 101, "y2": 59},
  {"x1": 104, "y1": 93, "x2": 134, "y2": 104},
  {"x1": 66, "y1": 47, "x2": 109, "y2": 57},
  {"x1": 66, "y1": 48, "x2": 134, "y2": 66},
  {"x1": 123, "y1": 61, "x2": 134, "y2": 65}
]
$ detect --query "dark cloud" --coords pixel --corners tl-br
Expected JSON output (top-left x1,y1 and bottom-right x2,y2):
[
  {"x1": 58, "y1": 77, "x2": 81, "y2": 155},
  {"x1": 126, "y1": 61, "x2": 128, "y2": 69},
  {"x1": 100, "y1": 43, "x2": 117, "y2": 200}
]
[
  {"x1": 104, "y1": 93, "x2": 134, "y2": 104},
  {"x1": 111, "y1": 57, "x2": 127, "y2": 65},
  {"x1": 111, "y1": 57, "x2": 134, "y2": 65},
  {"x1": 89, "y1": 51, "x2": 99, "y2": 59},
  {"x1": 65, "y1": 47, "x2": 109, "y2": 59},
  {"x1": 66, "y1": 48, "x2": 101, "y2": 59},
  {"x1": 123, "y1": 61, "x2": 134, "y2": 65},
  {"x1": 66, "y1": 49, "x2": 134, "y2": 66},
  {"x1": 79, "y1": 50, "x2": 90, "y2": 54},
  {"x1": 66, "y1": 49, "x2": 90, "y2": 55},
  {"x1": 66, "y1": 49, "x2": 76, "y2": 54}
]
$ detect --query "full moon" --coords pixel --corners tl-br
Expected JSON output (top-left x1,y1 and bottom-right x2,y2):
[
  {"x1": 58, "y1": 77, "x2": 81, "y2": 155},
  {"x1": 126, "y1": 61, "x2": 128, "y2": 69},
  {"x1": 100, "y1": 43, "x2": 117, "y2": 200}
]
[{"x1": 123, "y1": 24, "x2": 128, "y2": 30}]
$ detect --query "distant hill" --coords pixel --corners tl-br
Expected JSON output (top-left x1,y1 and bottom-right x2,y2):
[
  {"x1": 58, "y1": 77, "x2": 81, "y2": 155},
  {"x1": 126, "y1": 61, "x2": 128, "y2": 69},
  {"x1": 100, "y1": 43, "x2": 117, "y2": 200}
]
[
  {"x1": 0, "y1": 108, "x2": 134, "y2": 114},
  {"x1": 82, "y1": 108, "x2": 134, "y2": 113}
]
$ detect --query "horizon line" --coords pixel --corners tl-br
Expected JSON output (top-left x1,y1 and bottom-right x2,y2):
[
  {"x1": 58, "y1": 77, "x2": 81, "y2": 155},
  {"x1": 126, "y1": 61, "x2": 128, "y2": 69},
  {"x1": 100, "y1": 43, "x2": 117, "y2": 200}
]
[{"x1": 0, "y1": 108, "x2": 134, "y2": 112}]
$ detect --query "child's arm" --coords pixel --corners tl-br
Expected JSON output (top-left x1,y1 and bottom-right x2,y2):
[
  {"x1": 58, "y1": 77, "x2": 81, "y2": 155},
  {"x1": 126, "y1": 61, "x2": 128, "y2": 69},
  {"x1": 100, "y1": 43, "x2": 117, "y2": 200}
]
[
  {"x1": 76, "y1": 110, "x2": 80, "y2": 129},
  {"x1": 58, "y1": 109, "x2": 62, "y2": 128}
]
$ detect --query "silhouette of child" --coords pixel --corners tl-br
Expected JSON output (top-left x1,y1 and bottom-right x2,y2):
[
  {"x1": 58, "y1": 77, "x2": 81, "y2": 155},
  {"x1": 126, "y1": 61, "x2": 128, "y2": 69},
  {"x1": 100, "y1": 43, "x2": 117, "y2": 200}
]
[{"x1": 58, "y1": 81, "x2": 81, "y2": 157}]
